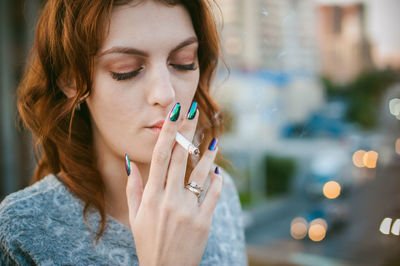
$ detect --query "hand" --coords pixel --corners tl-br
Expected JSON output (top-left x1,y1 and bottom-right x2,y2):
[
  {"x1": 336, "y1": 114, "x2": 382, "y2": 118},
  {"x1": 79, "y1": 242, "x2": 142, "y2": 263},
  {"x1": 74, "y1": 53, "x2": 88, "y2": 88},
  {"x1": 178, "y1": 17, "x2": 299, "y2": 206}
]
[{"x1": 126, "y1": 102, "x2": 223, "y2": 266}]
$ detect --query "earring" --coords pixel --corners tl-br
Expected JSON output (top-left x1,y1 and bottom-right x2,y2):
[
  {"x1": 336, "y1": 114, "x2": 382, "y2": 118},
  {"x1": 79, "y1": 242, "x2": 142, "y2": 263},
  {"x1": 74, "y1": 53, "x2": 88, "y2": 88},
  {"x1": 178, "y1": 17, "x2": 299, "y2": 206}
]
[{"x1": 75, "y1": 102, "x2": 81, "y2": 111}]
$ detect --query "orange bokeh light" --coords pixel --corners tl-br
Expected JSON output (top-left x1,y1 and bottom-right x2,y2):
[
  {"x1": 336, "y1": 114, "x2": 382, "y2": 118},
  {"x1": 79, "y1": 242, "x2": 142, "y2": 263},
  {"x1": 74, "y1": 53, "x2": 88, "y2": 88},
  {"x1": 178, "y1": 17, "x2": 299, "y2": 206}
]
[
  {"x1": 363, "y1": 151, "x2": 379, "y2": 168},
  {"x1": 352, "y1": 150, "x2": 366, "y2": 168},
  {"x1": 308, "y1": 224, "x2": 326, "y2": 242},
  {"x1": 308, "y1": 218, "x2": 328, "y2": 242},
  {"x1": 323, "y1": 181, "x2": 341, "y2": 199}
]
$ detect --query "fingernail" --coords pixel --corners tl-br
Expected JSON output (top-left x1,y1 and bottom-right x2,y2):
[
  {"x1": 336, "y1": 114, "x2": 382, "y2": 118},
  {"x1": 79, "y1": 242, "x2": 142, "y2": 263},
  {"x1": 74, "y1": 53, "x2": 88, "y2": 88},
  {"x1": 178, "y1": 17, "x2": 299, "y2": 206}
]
[
  {"x1": 169, "y1": 103, "x2": 181, "y2": 122},
  {"x1": 215, "y1": 166, "x2": 220, "y2": 174},
  {"x1": 125, "y1": 153, "x2": 131, "y2": 176},
  {"x1": 208, "y1": 138, "x2": 218, "y2": 151},
  {"x1": 187, "y1": 101, "x2": 197, "y2": 120}
]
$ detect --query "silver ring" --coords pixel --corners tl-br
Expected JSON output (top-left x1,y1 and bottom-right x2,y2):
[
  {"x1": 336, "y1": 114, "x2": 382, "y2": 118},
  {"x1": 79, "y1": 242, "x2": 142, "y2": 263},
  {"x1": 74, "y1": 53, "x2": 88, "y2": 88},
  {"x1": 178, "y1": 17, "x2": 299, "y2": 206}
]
[
  {"x1": 185, "y1": 184, "x2": 201, "y2": 200},
  {"x1": 187, "y1": 181, "x2": 203, "y2": 192}
]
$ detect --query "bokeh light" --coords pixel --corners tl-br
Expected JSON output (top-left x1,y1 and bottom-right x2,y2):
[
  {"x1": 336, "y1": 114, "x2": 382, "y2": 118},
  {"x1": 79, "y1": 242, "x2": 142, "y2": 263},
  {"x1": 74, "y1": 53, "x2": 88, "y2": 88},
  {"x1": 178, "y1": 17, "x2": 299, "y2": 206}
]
[
  {"x1": 389, "y1": 98, "x2": 400, "y2": 116},
  {"x1": 322, "y1": 181, "x2": 341, "y2": 199},
  {"x1": 379, "y1": 217, "x2": 392, "y2": 235},
  {"x1": 290, "y1": 217, "x2": 308, "y2": 240},
  {"x1": 391, "y1": 219, "x2": 400, "y2": 236},
  {"x1": 310, "y1": 218, "x2": 328, "y2": 230},
  {"x1": 308, "y1": 218, "x2": 328, "y2": 242},
  {"x1": 352, "y1": 150, "x2": 366, "y2": 168},
  {"x1": 363, "y1": 151, "x2": 379, "y2": 169}
]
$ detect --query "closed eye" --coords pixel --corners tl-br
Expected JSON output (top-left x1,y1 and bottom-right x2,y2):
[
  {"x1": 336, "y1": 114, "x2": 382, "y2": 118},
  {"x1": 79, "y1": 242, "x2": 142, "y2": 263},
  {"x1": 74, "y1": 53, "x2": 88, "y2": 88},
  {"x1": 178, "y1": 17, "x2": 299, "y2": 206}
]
[
  {"x1": 171, "y1": 63, "x2": 198, "y2": 71},
  {"x1": 111, "y1": 67, "x2": 144, "y2": 81}
]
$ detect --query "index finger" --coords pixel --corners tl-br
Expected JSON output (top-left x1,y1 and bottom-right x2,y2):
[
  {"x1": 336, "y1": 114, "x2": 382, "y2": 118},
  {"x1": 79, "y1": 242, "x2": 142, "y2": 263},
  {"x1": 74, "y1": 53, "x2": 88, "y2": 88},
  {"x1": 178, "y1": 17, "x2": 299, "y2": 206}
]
[{"x1": 146, "y1": 102, "x2": 181, "y2": 193}]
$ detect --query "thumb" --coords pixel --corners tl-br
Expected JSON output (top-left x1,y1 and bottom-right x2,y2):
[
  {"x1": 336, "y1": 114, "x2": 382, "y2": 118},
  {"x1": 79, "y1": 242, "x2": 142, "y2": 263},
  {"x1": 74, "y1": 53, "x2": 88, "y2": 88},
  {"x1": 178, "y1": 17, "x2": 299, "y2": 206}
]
[{"x1": 125, "y1": 154, "x2": 143, "y2": 224}]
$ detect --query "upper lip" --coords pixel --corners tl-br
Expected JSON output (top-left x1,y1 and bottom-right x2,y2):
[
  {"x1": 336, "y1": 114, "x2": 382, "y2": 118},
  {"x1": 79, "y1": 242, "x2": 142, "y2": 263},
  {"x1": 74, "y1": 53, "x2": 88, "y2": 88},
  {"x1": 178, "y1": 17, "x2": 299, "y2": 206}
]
[{"x1": 147, "y1": 120, "x2": 164, "y2": 128}]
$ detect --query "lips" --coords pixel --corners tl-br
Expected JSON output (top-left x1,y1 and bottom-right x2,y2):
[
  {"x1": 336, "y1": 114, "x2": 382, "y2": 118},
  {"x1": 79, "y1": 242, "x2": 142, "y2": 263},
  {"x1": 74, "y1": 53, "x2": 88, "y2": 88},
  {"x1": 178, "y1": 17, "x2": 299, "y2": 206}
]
[{"x1": 147, "y1": 120, "x2": 164, "y2": 129}]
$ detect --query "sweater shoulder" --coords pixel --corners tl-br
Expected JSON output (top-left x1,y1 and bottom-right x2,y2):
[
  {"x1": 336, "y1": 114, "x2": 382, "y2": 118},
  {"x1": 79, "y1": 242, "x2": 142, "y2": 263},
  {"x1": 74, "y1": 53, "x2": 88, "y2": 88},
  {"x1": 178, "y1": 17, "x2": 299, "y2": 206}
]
[
  {"x1": 0, "y1": 174, "x2": 63, "y2": 218},
  {"x1": 0, "y1": 174, "x2": 73, "y2": 242},
  {"x1": 1, "y1": 174, "x2": 61, "y2": 204}
]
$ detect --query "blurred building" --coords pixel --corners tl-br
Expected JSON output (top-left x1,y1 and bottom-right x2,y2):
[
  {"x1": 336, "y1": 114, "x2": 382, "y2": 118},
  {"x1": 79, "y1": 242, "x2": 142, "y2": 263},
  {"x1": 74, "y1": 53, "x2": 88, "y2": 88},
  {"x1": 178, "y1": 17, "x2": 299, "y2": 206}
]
[
  {"x1": 217, "y1": 0, "x2": 400, "y2": 82},
  {"x1": 217, "y1": 0, "x2": 318, "y2": 73},
  {"x1": 214, "y1": 0, "x2": 324, "y2": 140},
  {"x1": 316, "y1": 0, "x2": 400, "y2": 83},
  {"x1": 316, "y1": 1, "x2": 374, "y2": 84},
  {"x1": 367, "y1": 0, "x2": 400, "y2": 69}
]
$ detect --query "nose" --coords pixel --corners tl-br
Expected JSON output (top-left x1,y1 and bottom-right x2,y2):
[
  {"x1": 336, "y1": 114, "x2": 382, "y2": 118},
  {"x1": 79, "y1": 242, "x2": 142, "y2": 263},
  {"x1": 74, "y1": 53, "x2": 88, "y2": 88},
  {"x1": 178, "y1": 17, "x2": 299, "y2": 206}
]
[{"x1": 145, "y1": 64, "x2": 175, "y2": 108}]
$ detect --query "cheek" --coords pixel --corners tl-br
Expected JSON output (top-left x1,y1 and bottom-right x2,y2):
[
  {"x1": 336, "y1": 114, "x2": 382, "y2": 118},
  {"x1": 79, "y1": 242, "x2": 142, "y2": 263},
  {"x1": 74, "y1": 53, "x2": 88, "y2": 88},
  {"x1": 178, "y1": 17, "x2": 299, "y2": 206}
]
[
  {"x1": 87, "y1": 72, "x2": 142, "y2": 149},
  {"x1": 89, "y1": 68, "x2": 142, "y2": 122},
  {"x1": 174, "y1": 69, "x2": 200, "y2": 104},
  {"x1": 89, "y1": 75, "x2": 126, "y2": 123}
]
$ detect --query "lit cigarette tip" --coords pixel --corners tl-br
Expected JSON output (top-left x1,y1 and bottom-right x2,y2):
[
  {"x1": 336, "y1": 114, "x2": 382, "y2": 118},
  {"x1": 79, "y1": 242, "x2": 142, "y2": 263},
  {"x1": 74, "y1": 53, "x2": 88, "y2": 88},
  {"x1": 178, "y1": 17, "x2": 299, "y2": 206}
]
[{"x1": 191, "y1": 146, "x2": 200, "y2": 156}]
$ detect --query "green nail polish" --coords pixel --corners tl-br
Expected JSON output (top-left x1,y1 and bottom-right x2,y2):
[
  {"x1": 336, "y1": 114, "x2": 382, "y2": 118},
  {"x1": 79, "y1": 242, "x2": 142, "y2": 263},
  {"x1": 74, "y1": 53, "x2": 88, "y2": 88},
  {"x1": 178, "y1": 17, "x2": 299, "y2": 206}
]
[
  {"x1": 187, "y1": 101, "x2": 197, "y2": 120},
  {"x1": 169, "y1": 103, "x2": 181, "y2": 122},
  {"x1": 125, "y1": 153, "x2": 131, "y2": 176}
]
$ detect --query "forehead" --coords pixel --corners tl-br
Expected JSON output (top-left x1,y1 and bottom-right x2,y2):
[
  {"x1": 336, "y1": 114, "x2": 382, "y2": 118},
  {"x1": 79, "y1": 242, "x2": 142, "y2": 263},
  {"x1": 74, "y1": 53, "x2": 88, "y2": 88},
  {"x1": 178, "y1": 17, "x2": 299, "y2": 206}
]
[{"x1": 100, "y1": 1, "x2": 196, "y2": 54}]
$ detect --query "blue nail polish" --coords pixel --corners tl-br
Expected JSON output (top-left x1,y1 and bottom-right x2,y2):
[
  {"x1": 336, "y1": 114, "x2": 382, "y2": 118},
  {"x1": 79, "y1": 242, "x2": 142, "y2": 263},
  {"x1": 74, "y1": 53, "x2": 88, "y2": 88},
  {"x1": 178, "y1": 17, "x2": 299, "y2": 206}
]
[
  {"x1": 208, "y1": 138, "x2": 218, "y2": 151},
  {"x1": 215, "y1": 166, "x2": 220, "y2": 174}
]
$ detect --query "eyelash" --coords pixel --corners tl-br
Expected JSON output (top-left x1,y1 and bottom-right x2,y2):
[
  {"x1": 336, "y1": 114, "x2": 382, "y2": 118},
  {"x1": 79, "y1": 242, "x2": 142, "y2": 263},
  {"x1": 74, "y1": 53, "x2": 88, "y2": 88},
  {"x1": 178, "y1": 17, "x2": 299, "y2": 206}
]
[{"x1": 111, "y1": 63, "x2": 197, "y2": 81}]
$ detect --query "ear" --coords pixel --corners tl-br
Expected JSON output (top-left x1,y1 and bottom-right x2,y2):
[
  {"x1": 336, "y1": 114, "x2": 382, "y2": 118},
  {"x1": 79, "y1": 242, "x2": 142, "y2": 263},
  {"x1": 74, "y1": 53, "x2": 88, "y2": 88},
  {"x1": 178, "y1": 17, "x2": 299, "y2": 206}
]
[{"x1": 57, "y1": 71, "x2": 77, "y2": 99}]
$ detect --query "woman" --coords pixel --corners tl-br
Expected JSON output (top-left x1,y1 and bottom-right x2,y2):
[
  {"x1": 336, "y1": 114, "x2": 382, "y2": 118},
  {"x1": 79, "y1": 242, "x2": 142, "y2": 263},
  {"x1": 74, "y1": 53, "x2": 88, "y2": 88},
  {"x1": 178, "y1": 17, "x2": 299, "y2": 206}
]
[{"x1": 0, "y1": 0, "x2": 247, "y2": 265}]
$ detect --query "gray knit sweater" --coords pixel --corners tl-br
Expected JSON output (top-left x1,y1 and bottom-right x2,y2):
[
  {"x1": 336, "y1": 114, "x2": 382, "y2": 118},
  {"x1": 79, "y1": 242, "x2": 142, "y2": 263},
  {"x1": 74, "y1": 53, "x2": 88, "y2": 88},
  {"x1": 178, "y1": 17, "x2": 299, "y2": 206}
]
[{"x1": 0, "y1": 169, "x2": 247, "y2": 265}]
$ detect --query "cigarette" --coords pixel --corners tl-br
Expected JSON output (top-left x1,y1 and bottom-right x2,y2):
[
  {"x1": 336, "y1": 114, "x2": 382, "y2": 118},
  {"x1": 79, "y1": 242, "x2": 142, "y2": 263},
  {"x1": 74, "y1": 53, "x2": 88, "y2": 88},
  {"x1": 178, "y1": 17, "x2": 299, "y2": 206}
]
[{"x1": 175, "y1": 132, "x2": 200, "y2": 156}]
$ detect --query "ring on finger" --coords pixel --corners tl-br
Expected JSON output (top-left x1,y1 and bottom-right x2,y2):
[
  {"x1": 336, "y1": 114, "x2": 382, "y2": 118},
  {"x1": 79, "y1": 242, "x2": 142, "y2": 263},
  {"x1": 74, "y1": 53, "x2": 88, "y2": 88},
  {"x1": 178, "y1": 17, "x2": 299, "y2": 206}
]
[
  {"x1": 184, "y1": 185, "x2": 201, "y2": 200},
  {"x1": 186, "y1": 181, "x2": 203, "y2": 192}
]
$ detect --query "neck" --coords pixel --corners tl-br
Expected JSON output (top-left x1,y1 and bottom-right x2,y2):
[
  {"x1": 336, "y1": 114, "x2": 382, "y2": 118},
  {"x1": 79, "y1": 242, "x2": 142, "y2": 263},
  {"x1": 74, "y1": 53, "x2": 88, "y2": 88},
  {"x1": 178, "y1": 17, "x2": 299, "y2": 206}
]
[{"x1": 96, "y1": 145, "x2": 151, "y2": 227}]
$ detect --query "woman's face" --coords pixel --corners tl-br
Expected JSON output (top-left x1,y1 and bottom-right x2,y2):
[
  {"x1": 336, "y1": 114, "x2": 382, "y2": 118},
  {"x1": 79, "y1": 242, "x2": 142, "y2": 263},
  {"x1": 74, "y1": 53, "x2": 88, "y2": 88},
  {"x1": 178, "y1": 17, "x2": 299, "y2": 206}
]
[{"x1": 87, "y1": 1, "x2": 200, "y2": 163}]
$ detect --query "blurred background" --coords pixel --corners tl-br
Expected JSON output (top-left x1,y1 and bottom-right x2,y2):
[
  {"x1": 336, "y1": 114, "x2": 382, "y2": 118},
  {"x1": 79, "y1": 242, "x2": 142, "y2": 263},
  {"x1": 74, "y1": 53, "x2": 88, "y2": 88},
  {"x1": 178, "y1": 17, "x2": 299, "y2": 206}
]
[{"x1": 1, "y1": 0, "x2": 400, "y2": 265}]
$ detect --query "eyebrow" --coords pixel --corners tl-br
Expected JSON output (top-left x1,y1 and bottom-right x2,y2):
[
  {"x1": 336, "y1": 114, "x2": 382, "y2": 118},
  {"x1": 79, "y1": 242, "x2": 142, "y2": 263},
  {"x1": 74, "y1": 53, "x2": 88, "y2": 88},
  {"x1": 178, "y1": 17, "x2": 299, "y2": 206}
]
[{"x1": 99, "y1": 36, "x2": 198, "y2": 57}]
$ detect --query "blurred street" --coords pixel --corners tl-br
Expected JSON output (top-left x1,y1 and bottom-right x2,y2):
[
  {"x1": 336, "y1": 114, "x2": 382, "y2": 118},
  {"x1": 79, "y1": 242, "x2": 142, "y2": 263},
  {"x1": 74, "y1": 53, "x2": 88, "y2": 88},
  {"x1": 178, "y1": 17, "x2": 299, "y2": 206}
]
[{"x1": 244, "y1": 153, "x2": 400, "y2": 265}]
